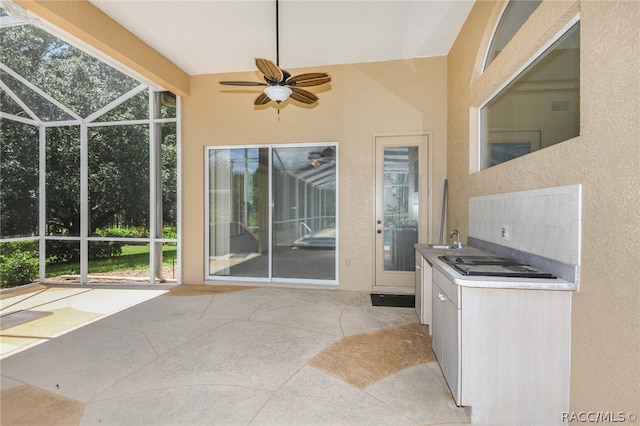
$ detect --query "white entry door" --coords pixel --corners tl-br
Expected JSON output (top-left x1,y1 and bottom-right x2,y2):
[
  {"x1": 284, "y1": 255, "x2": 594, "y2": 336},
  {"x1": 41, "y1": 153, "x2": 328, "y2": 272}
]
[{"x1": 374, "y1": 134, "x2": 429, "y2": 289}]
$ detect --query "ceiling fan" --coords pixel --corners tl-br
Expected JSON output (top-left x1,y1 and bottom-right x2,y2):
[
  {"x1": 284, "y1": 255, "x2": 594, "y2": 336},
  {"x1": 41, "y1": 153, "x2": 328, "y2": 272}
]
[{"x1": 219, "y1": 0, "x2": 331, "y2": 107}]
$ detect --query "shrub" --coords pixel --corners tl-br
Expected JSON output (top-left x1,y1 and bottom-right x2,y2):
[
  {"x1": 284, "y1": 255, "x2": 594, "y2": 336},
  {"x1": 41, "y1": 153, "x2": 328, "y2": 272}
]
[
  {"x1": 162, "y1": 226, "x2": 177, "y2": 239},
  {"x1": 95, "y1": 226, "x2": 149, "y2": 238},
  {"x1": 89, "y1": 240, "x2": 123, "y2": 259},
  {"x1": 45, "y1": 240, "x2": 78, "y2": 264},
  {"x1": 92, "y1": 227, "x2": 129, "y2": 258},
  {"x1": 0, "y1": 245, "x2": 38, "y2": 288},
  {"x1": 0, "y1": 240, "x2": 38, "y2": 256}
]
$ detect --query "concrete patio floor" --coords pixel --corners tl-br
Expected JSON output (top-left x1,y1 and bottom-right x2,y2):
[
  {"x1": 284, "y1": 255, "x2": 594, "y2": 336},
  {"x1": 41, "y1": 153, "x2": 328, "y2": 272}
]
[{"x1": 1, "y1": 284, "x2": 468, "y2": 425}]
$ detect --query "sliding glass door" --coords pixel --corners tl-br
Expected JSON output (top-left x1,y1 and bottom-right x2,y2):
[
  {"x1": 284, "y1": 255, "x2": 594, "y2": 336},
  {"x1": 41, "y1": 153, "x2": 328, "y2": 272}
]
[
  {"x1": 208, "y1": 147, "x2": 269, "y2": 278},
  {"x1": 206, "y1": 144, "x2": 337, "y2": 284}
]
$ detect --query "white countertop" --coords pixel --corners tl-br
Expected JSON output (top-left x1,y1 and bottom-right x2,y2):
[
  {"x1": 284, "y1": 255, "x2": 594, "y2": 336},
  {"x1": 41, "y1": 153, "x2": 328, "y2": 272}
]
[{"x1": 415, "y1": 244, "x2": 578, "y2": 291}]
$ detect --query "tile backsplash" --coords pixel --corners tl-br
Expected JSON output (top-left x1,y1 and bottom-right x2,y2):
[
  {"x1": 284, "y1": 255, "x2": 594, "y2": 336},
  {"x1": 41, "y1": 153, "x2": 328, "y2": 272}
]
[{"x1": 469, "y1": 185, "x2": 581, "y2": 266}]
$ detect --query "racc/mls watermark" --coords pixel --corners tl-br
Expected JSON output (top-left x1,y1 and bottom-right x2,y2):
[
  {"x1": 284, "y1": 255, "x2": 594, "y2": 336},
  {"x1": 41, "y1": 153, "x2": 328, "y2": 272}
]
[{"x1": 562, "y1": 412, "x2": 638, "y2": 423}]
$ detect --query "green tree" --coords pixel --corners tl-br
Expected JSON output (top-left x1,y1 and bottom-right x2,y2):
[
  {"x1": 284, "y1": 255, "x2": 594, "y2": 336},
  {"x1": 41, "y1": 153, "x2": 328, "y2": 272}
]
[
  {"x1": 1, "y1": 21, "x2": 177, "y2": 262},
  {"x1": 0, "y1": 120, "x2": 39, "y2": 237}
]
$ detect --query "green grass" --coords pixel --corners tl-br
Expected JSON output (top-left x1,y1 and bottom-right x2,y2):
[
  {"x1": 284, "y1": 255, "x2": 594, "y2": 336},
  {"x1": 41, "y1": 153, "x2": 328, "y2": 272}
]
[{"x1": 45, "y1": 245, "x2": 177, "y2": 277}]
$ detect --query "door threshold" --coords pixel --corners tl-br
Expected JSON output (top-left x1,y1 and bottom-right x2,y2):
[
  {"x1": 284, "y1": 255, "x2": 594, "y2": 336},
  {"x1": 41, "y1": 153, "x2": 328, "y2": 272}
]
[{"x1": 371, "y1": 286, "x2": 415, "y2": 295}]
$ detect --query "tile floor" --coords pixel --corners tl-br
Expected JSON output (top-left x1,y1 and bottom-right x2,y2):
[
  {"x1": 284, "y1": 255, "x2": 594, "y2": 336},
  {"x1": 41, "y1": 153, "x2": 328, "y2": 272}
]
[{"x1": 1, "y1": 284, "x2": 469, "y2": 426}]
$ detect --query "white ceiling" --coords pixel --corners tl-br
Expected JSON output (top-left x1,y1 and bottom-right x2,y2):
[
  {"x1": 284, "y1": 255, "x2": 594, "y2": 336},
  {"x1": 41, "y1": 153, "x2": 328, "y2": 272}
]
[{"x1": 89, "y1": 0, "x2": 475, "y2": 76}]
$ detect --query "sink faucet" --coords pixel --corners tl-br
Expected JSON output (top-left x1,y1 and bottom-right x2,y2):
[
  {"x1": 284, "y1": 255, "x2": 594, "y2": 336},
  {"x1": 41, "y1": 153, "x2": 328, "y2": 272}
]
[{"x1": 450, "y1": 229, "x2": 463, "y2": 249}]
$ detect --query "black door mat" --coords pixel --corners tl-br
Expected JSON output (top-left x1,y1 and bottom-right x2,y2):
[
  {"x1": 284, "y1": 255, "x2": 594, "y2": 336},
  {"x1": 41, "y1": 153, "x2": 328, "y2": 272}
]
[{"x1": 370, "y1": 293, "x2": 415, "y2": 308}]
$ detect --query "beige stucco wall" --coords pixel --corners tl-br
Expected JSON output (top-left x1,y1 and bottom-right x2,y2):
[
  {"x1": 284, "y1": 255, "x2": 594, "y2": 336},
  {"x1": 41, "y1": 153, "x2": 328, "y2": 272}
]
[
  {"x1": 448, "y1": 0, "x2": 640, "y2": 413},
  {"x1": 181, "y1": 58, "x2": 448, "y2": 290}
]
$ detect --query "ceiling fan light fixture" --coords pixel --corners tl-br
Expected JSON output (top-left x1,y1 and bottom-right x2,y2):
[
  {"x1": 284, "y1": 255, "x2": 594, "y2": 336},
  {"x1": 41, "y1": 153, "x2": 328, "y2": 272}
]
[{"x1": 264, "y1": 85, "x2": 292, "y2": 103}]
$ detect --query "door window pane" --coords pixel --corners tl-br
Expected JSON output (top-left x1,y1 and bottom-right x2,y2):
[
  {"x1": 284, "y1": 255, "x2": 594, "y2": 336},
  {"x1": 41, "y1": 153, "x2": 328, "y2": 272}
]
[
  {"x1": 272, "y1": 146, "x2": 336, "y2": 281},
  {"x1": 383, "y1": 147, "x2": 418, "y2": 272},
  {"x1": 208, "y1": 148, "x2": 269, "y2": 278}
]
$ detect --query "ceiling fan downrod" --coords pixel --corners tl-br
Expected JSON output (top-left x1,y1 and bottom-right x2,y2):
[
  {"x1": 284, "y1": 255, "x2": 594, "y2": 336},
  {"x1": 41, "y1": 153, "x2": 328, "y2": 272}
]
[{"x1": 275, "y1": 0, "x2": 280, "y2": 67}]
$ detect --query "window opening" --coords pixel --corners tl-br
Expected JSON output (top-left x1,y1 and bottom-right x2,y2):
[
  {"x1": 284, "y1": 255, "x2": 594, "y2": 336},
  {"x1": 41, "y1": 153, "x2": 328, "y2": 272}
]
[
  {"x1": 1, "y1": 66, "x2": 78, "y2": 122},
  {"x1": 0, "y1": 120, "x2": 38, "y2": 237},
  {"x1": 484, "y1": 0, "x2": 542, "y2": 70},
  {"x1": 480, "y1": 20, "x2": 580, "y2": 170},
  {"x1": 89, "y1": 86, "x2": 149, "y2": 123},
  {"x1": 1, "y1": 86, "x2": 33, "y2": 118}
]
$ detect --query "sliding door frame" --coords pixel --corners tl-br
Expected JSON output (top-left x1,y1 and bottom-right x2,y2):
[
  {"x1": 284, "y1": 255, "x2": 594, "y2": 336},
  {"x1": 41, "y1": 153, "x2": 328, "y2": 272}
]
[{"x1": 204, "y1": 142, "x2": 339, "y2": 286}]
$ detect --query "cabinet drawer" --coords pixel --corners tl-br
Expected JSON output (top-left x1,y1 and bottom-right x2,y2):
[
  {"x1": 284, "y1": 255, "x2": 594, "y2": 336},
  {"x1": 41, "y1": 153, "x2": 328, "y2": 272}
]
[{"x1": 433, "y1": 268, "x2": 460, "y2": 308}]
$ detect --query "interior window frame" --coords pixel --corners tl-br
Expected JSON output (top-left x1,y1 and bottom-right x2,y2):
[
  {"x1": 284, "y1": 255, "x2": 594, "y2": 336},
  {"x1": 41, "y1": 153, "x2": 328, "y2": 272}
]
[
  {"x1": 477, "y1": 14, "x2": 581, "y2": 171},
  {"x1": 483, "y1": 0, "x2": 543, "y2": 72}
]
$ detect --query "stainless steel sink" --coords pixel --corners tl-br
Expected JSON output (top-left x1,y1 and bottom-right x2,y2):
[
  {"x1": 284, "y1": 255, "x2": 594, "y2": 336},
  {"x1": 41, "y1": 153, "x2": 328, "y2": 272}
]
[{"x1": 427, "y1": 244, "x2": 457, "y2": 249}]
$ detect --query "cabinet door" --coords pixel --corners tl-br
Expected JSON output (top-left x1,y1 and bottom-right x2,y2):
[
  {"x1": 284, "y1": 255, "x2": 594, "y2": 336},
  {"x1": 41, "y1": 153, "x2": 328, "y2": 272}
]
[
  {"x1": 422, "y1": 258, "x2": 433, "y2": 329},
  {"x1": 432, "y1": 279, "x2": 461, "y2": 405},
  {"x1": 431, "y1": 281, "x2": 444, "y2": 362},
  {"x1": 442, "y1": 294, "x2": 460, "y2": 404},
  {"x1": 415, "y1": 250, "x2": 422, "y2": 321}
]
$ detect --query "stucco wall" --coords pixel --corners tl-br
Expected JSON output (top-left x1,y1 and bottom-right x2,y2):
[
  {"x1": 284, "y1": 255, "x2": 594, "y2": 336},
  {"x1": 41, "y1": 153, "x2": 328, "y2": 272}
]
[
  {"x1": 182, "y1": 58, "x2": 448, "y2": 291},
  {"x1": 448, "y1": 0, "x2": 640, "y2": 413}
]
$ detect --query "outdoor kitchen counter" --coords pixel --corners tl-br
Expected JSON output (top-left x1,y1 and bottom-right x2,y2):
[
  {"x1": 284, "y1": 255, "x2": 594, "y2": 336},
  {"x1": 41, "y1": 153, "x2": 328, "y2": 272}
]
[
  {"x1": 415, "y1": 244, "x2": 578, "y2": 291},
  {"x1": 415, "y1": 243, "x2": 574, "y2": 424}
]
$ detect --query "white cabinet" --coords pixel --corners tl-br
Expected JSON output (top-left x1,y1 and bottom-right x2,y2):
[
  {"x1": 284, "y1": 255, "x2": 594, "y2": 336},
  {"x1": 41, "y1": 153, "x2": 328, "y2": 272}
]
[
  {"x1": 432, "y1": 268, "x2": 460, "y2": 404},
  {"x1": 415, "y1": 251, "x2": 432, "y2": 330},
  {"x1": 415, "y1": 250, "x2": 422, "y2": 320},
  {"x1": 430, "y1": 265, "x2": 572, "y2": 425}
]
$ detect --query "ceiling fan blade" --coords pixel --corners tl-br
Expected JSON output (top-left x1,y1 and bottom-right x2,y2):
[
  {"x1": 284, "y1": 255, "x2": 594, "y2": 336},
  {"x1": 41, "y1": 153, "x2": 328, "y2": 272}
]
[
  {"x1": 255, "y1": 58, "x2": 284, "y2": 83},
  {"x1": 291, "y1": 87, "x2": 319, "y2": 104},
  {"x1": 287, "y1": 73, "x2": 331, "y2": 87},
  {"x1": 254, "y1": 93, "x2": 271, "y2": 106},
  {"x1": 219, "y1": 81, "x2": 267, "y2": 86}
]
